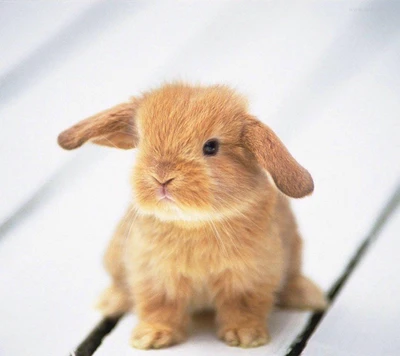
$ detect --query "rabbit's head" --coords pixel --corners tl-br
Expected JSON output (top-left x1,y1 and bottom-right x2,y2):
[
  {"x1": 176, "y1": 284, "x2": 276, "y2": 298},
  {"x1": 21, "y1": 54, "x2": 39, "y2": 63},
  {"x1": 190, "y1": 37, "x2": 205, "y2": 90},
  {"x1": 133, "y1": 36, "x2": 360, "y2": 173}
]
[{"x1": 58, "y1": 83, "x2": 313, "y2": 222}]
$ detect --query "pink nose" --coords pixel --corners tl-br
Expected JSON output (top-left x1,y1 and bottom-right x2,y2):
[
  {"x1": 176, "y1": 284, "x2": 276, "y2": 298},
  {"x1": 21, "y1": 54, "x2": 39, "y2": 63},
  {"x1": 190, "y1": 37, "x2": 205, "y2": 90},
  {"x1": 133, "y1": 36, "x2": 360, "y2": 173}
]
[
  {"x1": 161, "y1": 184, "x2": 168, "y2": 197},
  {"x1": 153, "y1": 177, "x2": 174, "y2": 199}
]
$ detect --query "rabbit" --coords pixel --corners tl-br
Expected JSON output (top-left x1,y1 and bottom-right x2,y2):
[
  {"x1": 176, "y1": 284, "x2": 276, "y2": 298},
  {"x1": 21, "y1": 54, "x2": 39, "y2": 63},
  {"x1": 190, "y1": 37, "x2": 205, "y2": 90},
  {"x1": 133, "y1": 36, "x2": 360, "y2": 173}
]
[{"x1": 58, "y1": 83, "x2": 327, "y2": 349}]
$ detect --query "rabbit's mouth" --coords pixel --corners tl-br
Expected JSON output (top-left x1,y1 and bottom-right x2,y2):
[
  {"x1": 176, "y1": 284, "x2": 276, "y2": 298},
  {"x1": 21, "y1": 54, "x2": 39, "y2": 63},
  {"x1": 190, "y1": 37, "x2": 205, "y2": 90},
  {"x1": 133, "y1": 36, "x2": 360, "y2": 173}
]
[
  {"x1": 157, "y1": 196, "x2": 176, "y2": 206},
  {"x1": 159, "y1": 196, "x2": 174, "y2": 202},
  {"x1": 156, "y1": 186, "x2": 175, "y2": 203}
]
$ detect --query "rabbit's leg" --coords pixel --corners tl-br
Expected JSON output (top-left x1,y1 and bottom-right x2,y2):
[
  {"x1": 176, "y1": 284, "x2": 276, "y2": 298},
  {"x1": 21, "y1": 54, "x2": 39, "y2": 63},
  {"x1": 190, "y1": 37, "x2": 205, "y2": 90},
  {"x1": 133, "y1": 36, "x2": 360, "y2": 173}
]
[
  {"x1": 278, "y1": 275, "x2": 327, "y2": 311},
  {"x1": 214, "y1": 280, "x2": 274, "y2": 348},
  {"x1": 278, "y1": 233, "x2": 327, "y2": 311},
  {"x1": 96, "y1": 284, "x2": 130, "y2": 317},
  {"x1": 96, "y1": 206, "x2": 135, "y2": 317},
  {"x1": 129, "y1": 280, "x2": 192, "y2": 349}
]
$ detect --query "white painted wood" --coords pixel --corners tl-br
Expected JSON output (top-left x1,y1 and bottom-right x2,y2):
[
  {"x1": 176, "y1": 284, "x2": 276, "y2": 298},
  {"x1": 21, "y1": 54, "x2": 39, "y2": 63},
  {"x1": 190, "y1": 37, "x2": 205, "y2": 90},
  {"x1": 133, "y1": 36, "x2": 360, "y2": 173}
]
[
  {"x1": 0, "y1": 1, "x2": 95, "y2": 77},
  {"x1": 303, "y1": 208, "x2": 400, "y2": 356},
  {"x1": 0, "y1": 148, "x2": 135, "y2": 356}
]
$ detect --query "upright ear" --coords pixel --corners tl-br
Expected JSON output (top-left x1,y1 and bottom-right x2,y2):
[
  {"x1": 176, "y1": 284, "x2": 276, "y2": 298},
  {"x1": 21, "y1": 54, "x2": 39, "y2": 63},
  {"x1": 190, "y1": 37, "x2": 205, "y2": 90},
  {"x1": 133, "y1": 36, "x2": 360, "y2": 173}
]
[
  {"x1": 242, "y1": 115, "x2": 314, "y2": 198},
  {"x1": 57, "y1": 98, "x2": 139, "y2": 150}
]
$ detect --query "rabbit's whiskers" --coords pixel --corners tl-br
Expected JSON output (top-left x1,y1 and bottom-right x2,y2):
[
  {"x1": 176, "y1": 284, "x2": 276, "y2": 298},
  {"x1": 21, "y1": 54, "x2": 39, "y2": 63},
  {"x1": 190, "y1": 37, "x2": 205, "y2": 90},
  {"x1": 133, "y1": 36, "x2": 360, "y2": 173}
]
[{"x1": 206, "y1": 219, "x2": 229, "y2": 258}]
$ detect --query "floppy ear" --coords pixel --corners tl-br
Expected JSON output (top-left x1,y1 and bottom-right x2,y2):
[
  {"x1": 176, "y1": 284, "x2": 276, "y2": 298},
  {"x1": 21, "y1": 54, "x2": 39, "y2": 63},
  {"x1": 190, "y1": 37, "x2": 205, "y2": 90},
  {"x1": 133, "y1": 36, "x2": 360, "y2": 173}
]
[
  {"x1": 57, "y1": 99, "x2": 139, "y2": 150},
  {"x1": 242, "y1": 115, "x2": 314, "y2": 198}
]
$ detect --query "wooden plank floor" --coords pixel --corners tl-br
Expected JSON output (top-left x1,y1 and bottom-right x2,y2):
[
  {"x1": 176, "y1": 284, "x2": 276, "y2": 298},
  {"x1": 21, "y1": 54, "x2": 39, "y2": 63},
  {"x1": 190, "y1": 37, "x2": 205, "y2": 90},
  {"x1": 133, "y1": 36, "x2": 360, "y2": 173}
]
[
  {"x1": 0, "y1": 2, "x2": 399, "y2": 355},
  {"x1": 304, "y1": 205, "x2": 400, "y2": 356}
]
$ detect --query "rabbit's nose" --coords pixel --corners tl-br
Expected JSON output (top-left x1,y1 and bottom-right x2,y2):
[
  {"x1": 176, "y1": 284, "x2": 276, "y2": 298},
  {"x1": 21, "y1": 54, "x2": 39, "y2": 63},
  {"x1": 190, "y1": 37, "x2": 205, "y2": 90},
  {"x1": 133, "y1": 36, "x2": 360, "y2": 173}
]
[
  {"x1": 153, "y1": 176, "x2": 175, "y2": 200},
  {"x1": 152, "y1": 176, "x2": 175, "y2": 186},
  {"x1": 161, "y1": 177, "x2": 175, "y2": 186},
  {"x1": 153, "y1": 161, "x2": 174, "y2": 183}
]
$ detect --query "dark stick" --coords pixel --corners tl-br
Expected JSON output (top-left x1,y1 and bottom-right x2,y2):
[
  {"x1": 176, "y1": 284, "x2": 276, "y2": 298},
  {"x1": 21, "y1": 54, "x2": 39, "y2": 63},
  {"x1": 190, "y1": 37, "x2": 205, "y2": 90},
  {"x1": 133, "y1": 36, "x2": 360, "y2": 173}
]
[{"x1": 71, "y1": 316, "x2": 122, "y2": 356}]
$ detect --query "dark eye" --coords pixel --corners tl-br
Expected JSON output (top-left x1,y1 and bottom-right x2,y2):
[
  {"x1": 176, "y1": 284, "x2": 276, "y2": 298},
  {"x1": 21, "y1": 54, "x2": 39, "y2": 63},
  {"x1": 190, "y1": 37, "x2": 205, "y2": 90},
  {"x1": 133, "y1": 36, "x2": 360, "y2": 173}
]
[{"x1": 203, "y1": 139, "x2": 219, "y2": 156}]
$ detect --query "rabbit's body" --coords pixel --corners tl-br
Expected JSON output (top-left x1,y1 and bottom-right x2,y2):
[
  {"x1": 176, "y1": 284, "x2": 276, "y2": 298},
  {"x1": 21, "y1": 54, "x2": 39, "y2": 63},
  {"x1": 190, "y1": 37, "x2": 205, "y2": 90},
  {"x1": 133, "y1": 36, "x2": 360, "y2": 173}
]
[
  {"x1": 99, "y1": 185, "x2": 326, "y2": 348},
  {"x1": 105, "y1": 176, "x2": 282, "y2": 312},
  {"x1": 59, "y1": 83, "x2": 327, "y2": 349}
]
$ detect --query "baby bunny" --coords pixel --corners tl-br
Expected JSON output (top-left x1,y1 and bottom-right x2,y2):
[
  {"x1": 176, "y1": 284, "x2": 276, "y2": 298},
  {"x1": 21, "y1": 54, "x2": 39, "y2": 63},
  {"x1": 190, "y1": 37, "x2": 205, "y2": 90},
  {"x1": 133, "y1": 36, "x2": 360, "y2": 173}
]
[{"x1": 58, "y1": 83, "x2": 327, "y2": 349}]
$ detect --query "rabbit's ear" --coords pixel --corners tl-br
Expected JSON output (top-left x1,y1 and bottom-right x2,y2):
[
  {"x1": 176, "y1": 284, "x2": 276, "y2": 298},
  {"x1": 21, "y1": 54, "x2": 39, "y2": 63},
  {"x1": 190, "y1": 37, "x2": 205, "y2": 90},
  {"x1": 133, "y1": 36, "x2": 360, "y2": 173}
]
[
  {"x1": 242, "y1": 115, "x2": 314, "y2": 198},
  {"x1": 57, "y1": 99, "x2": 139, "y2": 150}
]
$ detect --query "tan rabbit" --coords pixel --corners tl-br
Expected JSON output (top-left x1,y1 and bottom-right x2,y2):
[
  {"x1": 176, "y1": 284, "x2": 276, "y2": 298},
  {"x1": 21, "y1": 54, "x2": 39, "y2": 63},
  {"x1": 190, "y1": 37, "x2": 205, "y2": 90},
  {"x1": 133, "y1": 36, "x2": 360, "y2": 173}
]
[{"x1": 58, "y1": 83, "x2": 327, "y2": 349}]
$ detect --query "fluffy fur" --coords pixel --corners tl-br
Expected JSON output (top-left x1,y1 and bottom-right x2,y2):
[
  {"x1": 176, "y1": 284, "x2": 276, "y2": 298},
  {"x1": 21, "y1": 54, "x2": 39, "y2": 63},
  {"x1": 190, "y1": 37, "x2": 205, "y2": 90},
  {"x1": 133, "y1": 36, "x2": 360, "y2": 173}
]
[{"x1": 58, "y1": 83, "x2": 327, "y2": 349}]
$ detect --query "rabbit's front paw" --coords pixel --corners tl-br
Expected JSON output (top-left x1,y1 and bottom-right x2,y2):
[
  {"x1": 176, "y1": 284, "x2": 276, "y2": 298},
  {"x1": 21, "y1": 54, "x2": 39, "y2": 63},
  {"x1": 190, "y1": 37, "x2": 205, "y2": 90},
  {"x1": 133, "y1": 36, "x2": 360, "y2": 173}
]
[
  {"x1": 131, "y1": 322, "x2": 185, "y2": 349},
  {"x1": 218, "y1": 325, "x2": 270, "y2": 348}
]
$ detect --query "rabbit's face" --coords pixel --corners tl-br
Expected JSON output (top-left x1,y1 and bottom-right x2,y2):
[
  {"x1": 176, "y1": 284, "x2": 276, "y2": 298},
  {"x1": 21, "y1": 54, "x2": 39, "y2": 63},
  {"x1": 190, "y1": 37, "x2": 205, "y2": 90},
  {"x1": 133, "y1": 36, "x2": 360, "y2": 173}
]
[
  {"x1": 131, "y1": 85, "x2": 264, "y2": 222},
  {"x1": 58, "y1": 82, "x2": 314, "y2": 219}
]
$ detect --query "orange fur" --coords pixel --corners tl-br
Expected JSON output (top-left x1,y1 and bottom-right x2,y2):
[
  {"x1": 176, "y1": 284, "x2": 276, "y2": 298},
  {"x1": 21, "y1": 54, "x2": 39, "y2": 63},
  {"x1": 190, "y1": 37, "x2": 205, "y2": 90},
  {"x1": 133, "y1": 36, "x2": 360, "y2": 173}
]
[{"x1": 58, "y1": 83, "x2": 327, "y2": 349}]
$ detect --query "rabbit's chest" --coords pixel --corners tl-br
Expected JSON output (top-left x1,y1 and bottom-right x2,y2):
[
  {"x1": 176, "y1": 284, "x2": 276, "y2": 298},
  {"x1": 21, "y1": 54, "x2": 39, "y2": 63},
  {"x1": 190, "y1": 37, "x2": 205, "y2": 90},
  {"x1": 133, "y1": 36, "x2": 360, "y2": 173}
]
[{"x1": 129, "y1": 221, "x2": 272, "y2": 289}]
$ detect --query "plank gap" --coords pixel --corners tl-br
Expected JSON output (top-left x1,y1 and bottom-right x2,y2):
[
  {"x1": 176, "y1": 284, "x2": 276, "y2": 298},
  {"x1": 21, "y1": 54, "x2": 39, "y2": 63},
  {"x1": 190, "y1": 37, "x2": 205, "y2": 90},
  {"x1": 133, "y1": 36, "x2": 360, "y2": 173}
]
[{"x1": 71, "y1": 316, "x2": 122, "y2": 356}]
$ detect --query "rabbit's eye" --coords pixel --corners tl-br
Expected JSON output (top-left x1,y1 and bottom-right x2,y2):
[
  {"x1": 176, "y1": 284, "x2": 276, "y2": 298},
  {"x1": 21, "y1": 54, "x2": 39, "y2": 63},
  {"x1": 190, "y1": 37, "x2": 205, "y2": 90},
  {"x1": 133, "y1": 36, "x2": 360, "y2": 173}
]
[{"x1": 203, "y1": 139, "x2": 219, "y2": 156}]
